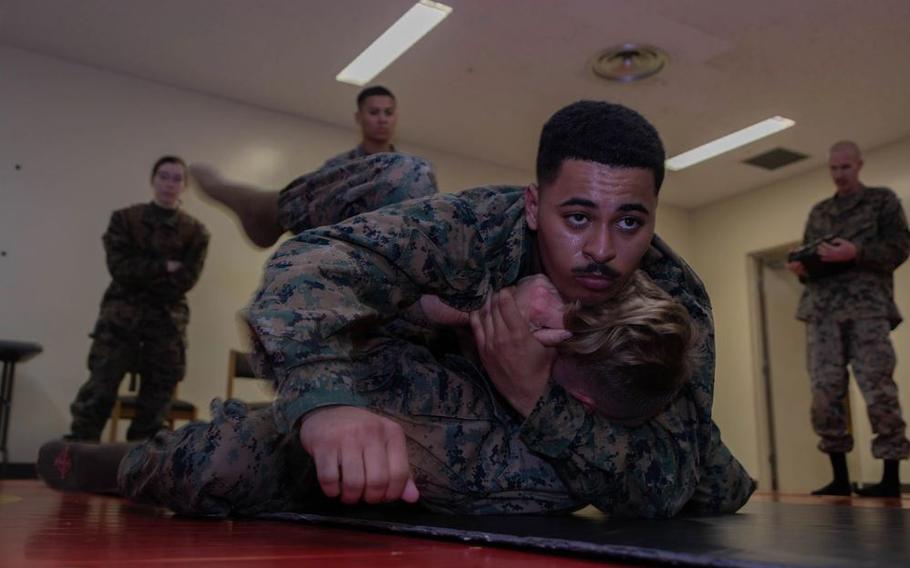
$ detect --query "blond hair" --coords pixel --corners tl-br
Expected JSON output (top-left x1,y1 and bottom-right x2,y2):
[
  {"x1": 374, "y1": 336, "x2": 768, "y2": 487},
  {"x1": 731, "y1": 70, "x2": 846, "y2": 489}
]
[{"x1": 557, "y1": 270, "x2": 699, "y2": 423}]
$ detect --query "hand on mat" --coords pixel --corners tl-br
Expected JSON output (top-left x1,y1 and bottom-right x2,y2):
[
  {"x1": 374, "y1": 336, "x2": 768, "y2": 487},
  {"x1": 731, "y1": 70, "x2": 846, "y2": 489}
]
[
  {"x1": 299, "y1": 406, "x2": 419, "y2": 505},
  {"x1": 470, "y1": 288, "x2": 557, "y2": 417}
]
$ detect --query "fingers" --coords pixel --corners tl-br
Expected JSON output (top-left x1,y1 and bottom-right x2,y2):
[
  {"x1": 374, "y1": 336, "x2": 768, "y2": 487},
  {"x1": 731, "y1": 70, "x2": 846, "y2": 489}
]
[
  {"x1": 494, "y1": 288, "x2": 526, "y2": 333},
  {"x1": 339, "y1": 441, "x2": 366, "y2": 504},
  {"x1": 383, "y1": 430, "x2": 413, "y2": 502},
  {"x1": 533, "y1": 328, "x2": 573, "y2": 346},
  {"x1": 312, "y1": 445, "x2": 342, "y2": 499},
  {"x1": 401, "y1": 478, "x2": 420, "y2": 503},
  {"x1": 469, "y1": 296, "x2": 491, "y2": 349},
  {"x1": 362, "y1": 439, "x2": 390, "y2": 504},
  {"x1": 299, "y1": 407, "x2": 418, "y2": 506}
]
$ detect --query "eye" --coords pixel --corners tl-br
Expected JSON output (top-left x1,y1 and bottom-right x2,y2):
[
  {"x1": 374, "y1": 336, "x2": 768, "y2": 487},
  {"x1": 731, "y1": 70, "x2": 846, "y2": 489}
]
[
  {"x1": 617, "y1": 216, "x2": 643, "y2": 231},
  {"x1": 564, "y1": 213, "x2": 589, "y2": 228}
]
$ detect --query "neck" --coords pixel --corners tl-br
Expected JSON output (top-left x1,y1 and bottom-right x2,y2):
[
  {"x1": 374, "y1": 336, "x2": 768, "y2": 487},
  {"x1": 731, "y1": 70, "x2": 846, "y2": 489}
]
[
  {"x1": 153, "y1": 198, "x2": 179, "y2": 210},
  {"x1": 361, "y1": 139, "x2": 393, "y2": 155},
  {"x1": 836, "y1": 183, "x2": 862, "y2": 197}
]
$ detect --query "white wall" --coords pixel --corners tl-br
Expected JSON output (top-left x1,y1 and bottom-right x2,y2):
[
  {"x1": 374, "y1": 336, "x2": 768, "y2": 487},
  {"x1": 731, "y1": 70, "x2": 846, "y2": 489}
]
[
  {"x1": 689, "y1": 136, "x2": 910, "y2": 485},
  {"x1": 655, "y1": 202, "x2": 692, "y2": 262},
  {"x1": 0, "y1": 46, "x2": 697, "y2": 464}
]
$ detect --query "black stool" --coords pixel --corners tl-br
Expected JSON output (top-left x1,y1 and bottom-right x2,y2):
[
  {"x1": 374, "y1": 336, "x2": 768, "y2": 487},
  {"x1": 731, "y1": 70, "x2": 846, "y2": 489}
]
[{"x1": 0, "y1": 339, "x2": 43, "y2": 470}]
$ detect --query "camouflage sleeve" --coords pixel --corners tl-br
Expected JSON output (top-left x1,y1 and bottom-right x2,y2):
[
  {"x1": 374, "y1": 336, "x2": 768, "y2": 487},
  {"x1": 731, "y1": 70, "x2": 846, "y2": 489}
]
[
  {"x1": 168, "y1": 224, "x2": 210, "y2": 295},
  {"x1": 682, "y1": 422, "x2": 757, "y2": 515},
  {"x1": 856, "y1": 192, "x2": 910, "y2": 273},
  {"x1": 245, "y1": 189, "x2": 525, "y2": 434},
  {"x1": 520, "y1": 344, "x2": 754, "y2": 518},
  {"x1": 103, "y1": 210, "x2": 167, "y2": 287},
  {"x1": 803, "y1": 204, "x2": 826, "y2": 244}
]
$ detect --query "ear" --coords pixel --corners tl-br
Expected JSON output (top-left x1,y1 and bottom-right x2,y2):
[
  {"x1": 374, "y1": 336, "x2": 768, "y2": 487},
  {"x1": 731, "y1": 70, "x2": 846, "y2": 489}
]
[
  {"x1": 525, "y1": 184, "x2": 540, "y2": 231},
  {"x1": 354, "y1": 110, "x2": 362, "y2": 126},
  {"x1": 566, "y1": 387, "x2": 598, "y2": 415}
]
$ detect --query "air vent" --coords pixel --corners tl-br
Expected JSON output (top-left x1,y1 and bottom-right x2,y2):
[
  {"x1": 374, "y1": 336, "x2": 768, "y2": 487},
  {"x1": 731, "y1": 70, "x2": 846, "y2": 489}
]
[{"x1": 743, "y1": 148, "x2": 808, "y2": 170}]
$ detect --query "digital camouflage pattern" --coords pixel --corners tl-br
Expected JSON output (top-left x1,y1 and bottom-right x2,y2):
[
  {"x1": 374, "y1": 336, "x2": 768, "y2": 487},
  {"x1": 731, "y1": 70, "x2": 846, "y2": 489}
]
[
  {"x1": 808, "y1": 318, "x2": 909, "y2": 458},
  {"x1": 321, "y1": 144, "x2": 393, "y2": 170},
  {"x1": 795, "y1": 186, "x2": 910, "y2": 459},
  {"x1": 120, "y1": 154, "x2": 754, "y2": 518},
  {"x1": 277, "y1": 150, "x2": 432, "y2": 235},
  {"x1": 796, "y1": 186, "x2": 910, "y2": 327},
  {"x1": 70, "y1": 203, "x2": 209, "y2": 441}
]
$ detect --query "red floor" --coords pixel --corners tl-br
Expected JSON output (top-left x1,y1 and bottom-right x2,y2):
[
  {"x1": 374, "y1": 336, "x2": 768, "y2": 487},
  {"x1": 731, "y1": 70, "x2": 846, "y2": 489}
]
[{"x1": 0, "y1": 480, "x2": 634, "y2": 568}]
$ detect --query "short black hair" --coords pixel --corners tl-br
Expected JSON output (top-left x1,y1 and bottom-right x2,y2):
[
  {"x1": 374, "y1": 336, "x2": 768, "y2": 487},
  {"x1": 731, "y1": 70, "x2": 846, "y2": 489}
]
[
  {"x1": 150, "y1": 155, "x2": 187, "y2": 182},
  {"x1": 357, "y1": 86, "x2": 396, "y2": 109},
  {"x1": 536, "y1": 101, "x2": 665, "y2": 193}
]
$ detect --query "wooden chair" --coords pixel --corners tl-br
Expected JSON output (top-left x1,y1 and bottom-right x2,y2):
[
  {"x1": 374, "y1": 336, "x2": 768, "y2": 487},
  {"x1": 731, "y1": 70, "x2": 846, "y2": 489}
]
[
  {"x1": 226, "y1": 349, "x2": 273, "y2": 410},
  {"x1": 108, "y1": 373, "x2": 197, "y2": 442}
]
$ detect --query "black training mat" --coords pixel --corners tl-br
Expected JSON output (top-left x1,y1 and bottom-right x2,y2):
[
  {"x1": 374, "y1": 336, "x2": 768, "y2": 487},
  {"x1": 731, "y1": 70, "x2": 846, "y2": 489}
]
[{"x1": 262, "y1": 500, "x2": 910, "y2": 567}]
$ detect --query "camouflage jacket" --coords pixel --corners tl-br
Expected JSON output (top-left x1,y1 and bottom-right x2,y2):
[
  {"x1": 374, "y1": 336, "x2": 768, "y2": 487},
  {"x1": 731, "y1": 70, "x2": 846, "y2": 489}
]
[
  {"x1": 322, "y1": 144, "x2": 397, "y2": 170},
  {"x1": 796, "y1": 186, "x2": 910, "y2": 328},
  {"x1": 246, "y1": 186, "x2": 754, "y2": 518},
  {"x1": 100, "y1": 202, "x2": 209, "y2": 333}
]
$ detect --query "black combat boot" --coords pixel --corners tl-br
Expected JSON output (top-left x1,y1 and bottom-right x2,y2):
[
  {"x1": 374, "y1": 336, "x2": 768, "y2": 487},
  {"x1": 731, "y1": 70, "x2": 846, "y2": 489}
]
[
  {"x1": 811, "y1": 452, "x2": 852, "y2": 496},
  {"x1": 854, "y1": 460, "x2": 902, "y2": 498},
  {"x1": 36, "y1": 439, "x2": 137, "y2": 494}
]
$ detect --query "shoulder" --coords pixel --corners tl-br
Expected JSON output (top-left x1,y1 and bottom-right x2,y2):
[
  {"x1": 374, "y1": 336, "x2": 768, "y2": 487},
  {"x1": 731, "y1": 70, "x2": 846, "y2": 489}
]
[
  {"x1": 110, "y1": 203, "x2": 145, "y2": 222},
  {"x1": 864, "y1": 186, "x2": 899, "y2": 202},
  {"x1": 809, "y1": 195, "x2": 835, "y2": 213},
  {"x1": 175, "y1": 210, "x2": 210, "y2": 238},
  {"x1": 323, "y1": 146, "x2": 364, "y2": 168},
  {"x1": 641, "y1": 234, "x2": 712, "y2": 323},
  {"x1": 448, "y1": 185, "x2": 525, "y2": 216}
]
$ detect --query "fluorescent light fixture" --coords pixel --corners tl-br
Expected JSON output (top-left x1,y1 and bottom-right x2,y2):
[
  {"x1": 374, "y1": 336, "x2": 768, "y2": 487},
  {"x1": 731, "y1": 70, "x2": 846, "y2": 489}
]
[
  {"x1": 666, "y1": 116, "x2": 796, "y2": 171},
  {"x1": 336, "y1": 0, "x2": 452, "y2": 86}
]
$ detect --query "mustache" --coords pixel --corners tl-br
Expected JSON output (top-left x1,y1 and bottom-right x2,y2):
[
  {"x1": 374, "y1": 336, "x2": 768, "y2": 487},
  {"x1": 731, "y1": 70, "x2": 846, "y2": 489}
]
[{"x1": 571, "y1": 263, "x2": 620, "y2": 278}]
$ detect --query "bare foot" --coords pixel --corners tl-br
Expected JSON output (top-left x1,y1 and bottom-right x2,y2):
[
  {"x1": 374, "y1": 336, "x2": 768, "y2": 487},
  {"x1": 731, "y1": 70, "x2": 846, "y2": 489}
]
[{"x1": 190, "y1": 163, "x2": 285, "y2": 248}]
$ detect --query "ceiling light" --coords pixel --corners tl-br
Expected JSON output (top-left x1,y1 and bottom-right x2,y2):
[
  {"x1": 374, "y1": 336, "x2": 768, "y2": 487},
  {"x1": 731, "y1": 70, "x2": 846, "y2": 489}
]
[
  {"x1": 666, "y1": 116, "x2": 796, "y2": 171},
  {"x1": 592, "y1": 44, "x2": 668, "y2": 82},
  {"x1": 336, "y1": 0, "x2": 452, "y2": 86}
]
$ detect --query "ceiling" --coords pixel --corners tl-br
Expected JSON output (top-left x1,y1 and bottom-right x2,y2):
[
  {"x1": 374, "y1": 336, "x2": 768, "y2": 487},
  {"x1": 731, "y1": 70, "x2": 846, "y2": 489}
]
[{"x1": 2, "y1": 0, "x2": 909, "y2": 209}]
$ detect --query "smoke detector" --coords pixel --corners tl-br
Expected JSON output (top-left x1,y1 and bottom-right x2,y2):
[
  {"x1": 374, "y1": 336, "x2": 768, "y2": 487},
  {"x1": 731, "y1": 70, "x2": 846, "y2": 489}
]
[{"x1": 592, "y1": 43, "x2": 668, "y2": 82}]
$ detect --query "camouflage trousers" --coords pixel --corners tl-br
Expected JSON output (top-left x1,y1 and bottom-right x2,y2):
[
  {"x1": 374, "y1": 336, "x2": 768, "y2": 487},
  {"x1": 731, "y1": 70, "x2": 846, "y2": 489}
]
[
  {"x1": 70, "y1": 305, "x2": 185, "y2": 441},
  {"x1": 277, "y1": 152, "x2": 438, "y2": 234},
  {"x1": 807, "y1": 317, "x2": 910, "y2": 459},
  {"x1": 118, "y1": 338, "x2": 582, "y2": 517}
]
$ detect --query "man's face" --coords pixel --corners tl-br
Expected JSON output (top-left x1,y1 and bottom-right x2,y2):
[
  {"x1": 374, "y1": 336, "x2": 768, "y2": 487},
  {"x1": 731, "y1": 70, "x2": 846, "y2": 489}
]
[
  {"x1": 151, "y1": 162, "x2": 187, "y2": 209},
  {"x1": 525, "y1": 160, "x2": 657, "y2": 305},
  {"x1": 828, "y1": 147, "x2": 863, "y2": 194},
  {"x1": 355, "y1": 95, "x2": 397, "y2": 144}
]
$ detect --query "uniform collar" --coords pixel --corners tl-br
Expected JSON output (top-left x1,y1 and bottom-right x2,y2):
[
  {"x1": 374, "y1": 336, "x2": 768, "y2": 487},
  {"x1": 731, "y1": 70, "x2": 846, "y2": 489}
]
[{"x1": 145, "y1": 201, "x2": 180, "y2": 227}]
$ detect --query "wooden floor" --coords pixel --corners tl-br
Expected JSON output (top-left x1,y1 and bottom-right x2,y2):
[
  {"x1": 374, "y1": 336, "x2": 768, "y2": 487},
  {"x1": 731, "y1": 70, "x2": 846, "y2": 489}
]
[
  {"x1": 2, "y1": 479, "x2": 907, "y2": 568},
  {"x1": 0, "y1": 480, "x2": 633, "y2": 568}
]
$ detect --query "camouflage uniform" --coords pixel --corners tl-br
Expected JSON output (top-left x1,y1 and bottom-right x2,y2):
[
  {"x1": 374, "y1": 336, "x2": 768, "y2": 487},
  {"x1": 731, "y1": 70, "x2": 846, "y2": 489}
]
[
  {"x1": 321, "y1": 144, "x2": 393, "y2": 169},
  {"x1": 69, "y1": 203, "x2": 209, "y2": 441},
  {"x1": 119, "y1": 154, "x2": 754, "y2": 519},
  {"x1": 796, "y1": 186, "x2": 910, "y2": 459}
]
